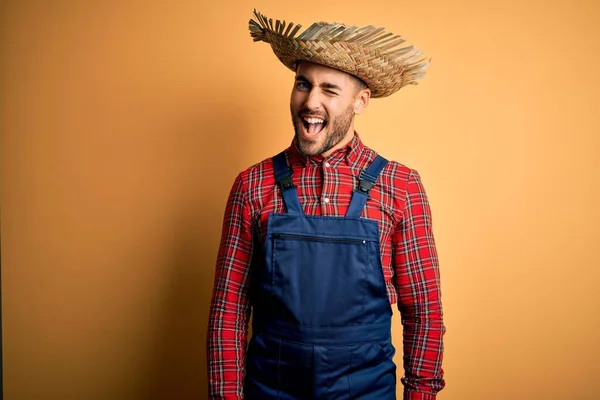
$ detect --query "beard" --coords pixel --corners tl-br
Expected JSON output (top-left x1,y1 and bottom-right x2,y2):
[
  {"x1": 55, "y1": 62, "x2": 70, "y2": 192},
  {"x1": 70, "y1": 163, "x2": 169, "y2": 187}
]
[{"x1": 291, "y1": 104, "x2": 355, "y2": 157}]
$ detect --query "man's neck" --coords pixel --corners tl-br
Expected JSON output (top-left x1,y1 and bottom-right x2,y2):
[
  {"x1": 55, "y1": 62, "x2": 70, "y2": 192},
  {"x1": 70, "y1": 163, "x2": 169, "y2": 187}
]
[{"x1": 321, "y1": 130, "x2": 355, "y2": 158}]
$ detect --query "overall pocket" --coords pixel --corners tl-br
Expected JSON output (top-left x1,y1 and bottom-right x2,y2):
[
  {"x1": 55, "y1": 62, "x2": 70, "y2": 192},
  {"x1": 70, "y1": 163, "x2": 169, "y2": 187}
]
[
  {"x1": 245, "y1": 334, "x2": 313, "y2": 399},
  {"x1": 271, "y1": 233, "x2": 371, "y2": 327},
  {"x1": 347, "y1": 340, "x2": 397, "y2": 399}
]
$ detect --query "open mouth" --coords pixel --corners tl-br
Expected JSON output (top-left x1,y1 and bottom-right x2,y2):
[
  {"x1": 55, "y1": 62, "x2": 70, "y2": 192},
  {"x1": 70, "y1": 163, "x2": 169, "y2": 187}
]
[{"x1": 301, "y1": 116, "x2": 327, "y2": 136}]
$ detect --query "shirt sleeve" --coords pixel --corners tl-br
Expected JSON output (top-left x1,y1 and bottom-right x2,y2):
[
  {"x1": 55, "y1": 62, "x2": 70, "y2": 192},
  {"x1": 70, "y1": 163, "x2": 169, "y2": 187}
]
[
  {"x1": 393, "y1": 169, "x2": 446, "y2": 399},
  {"x1": 207, "y1": 172, "x2": 254, "y2": 399}
]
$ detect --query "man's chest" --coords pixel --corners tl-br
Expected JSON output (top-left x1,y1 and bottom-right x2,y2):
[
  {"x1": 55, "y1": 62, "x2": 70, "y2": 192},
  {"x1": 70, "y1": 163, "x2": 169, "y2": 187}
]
[{"x1": 252, "y1": 164, "x2": 399, "y2": 246}]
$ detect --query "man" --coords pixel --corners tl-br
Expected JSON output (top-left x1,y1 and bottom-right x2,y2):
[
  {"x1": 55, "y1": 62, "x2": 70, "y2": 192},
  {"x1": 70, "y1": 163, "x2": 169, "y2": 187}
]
[{"x1": 207, "y1": 10, "x2": 445, "y2": 399}]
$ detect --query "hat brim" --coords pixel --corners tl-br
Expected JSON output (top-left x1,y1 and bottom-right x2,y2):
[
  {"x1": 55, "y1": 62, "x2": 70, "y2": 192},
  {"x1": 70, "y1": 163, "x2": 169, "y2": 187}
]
[{"x1": 249, "y1": 10, "x2": 429, "y2": 98}]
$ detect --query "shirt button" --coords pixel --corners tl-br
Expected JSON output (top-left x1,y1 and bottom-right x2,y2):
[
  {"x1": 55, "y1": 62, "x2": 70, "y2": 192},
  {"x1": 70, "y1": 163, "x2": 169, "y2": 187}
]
[
  {"x1": 324, "y1": 162, "x2": 331, "y2": 168},
  {"x1": 323, "y1": 197, "x2": 330, "y2": 204}
]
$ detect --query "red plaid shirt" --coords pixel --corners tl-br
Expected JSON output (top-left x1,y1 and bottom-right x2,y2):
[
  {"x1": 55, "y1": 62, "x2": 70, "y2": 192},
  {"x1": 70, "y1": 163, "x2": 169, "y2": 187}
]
[{"x1": 207, "y1": 133, "x2": 445, "y2": 399}]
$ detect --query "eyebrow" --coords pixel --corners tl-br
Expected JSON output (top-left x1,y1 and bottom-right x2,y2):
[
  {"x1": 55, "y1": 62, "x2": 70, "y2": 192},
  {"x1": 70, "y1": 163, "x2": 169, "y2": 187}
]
[{"x1": 295, "y1": 75, "x2": 342, "y2": 91}]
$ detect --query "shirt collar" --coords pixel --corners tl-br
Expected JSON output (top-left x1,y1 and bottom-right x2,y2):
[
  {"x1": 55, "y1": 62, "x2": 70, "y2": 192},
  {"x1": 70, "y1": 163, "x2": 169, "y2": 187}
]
[{"x1": 287, "y1": 132, "x2": 365, "y2": 168}]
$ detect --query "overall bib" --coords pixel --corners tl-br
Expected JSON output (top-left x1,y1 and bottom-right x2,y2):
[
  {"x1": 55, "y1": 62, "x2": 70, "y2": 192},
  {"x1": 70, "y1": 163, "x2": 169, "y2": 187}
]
[{"x1": 245, "y1": 152, "x2": 396, "y2": 399}]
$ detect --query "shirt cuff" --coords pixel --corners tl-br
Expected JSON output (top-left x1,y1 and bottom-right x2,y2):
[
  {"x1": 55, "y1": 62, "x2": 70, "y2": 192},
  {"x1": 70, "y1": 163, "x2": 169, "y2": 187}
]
[{"x1": 404, "y1": 390, "x2": 437, "y2": 400}]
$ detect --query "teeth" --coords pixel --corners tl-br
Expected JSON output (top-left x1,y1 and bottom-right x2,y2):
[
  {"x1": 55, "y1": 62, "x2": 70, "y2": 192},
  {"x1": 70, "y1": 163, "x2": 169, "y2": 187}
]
[{"x1": 304, "y1": 117, "x2": 324, "y2": 124}]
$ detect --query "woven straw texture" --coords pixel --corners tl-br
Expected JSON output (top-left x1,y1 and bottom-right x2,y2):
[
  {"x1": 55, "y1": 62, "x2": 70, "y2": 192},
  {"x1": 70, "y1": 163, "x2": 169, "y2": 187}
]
[{"x1": 249, "y1": 9, "x2": 429, "y2": 98}]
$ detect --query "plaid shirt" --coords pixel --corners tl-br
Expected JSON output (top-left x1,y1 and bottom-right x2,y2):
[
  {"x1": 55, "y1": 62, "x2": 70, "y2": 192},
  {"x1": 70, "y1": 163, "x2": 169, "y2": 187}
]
[{"x1": 207, "y1": 133, "x2": 445, "y2": 399}]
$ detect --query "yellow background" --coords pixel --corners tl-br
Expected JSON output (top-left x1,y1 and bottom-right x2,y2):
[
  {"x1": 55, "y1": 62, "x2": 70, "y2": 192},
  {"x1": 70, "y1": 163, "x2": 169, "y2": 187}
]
[{"x1": 2, "y1": 1, "x2": 599, "y2": 399}]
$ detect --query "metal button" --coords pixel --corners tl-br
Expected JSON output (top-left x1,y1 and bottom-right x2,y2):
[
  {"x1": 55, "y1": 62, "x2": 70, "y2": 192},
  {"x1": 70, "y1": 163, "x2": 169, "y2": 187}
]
[{"x1": 323, "y1": 197, "x2": 330, "y2": 204}]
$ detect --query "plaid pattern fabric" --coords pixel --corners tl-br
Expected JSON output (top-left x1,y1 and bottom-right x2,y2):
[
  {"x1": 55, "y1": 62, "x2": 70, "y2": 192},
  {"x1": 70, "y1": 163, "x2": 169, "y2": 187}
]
[{"x1": 207, "y1": 133, "x2": 445, "y2": 399}]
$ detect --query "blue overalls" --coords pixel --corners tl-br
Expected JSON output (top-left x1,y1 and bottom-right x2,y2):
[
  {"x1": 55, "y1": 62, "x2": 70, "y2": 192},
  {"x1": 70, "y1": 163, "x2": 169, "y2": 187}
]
[{"x1": 245, "y1": 152, "x2": 396, "y2": 399}]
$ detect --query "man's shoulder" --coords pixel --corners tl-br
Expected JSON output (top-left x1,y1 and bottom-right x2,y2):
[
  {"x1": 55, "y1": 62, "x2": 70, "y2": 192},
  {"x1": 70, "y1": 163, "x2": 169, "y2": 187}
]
[
  {"x1": 362, "y1": 145, "x2": 414, "y2": 179},
  {"x1": 242, "y1": 151, "x2": 282, "y2": 173},
  {"x1": 233, "y1": 150, "x2": 284, "y2": 187},
  {"x1": 385, "y1": 158, "x2": 413, "y2": 176}
]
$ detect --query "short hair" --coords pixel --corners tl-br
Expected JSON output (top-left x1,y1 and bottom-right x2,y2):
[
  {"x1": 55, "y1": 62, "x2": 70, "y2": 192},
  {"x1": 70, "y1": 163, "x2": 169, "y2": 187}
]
[{"x1": 352, "y1": 75, "x2": 368, "y2": 92}]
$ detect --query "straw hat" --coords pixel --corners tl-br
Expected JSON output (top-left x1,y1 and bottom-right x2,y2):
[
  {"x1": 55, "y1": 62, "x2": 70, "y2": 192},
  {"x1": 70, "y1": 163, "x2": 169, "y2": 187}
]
[{"x1": 248, "y1": 9, "x2": 429, "y2": 98}]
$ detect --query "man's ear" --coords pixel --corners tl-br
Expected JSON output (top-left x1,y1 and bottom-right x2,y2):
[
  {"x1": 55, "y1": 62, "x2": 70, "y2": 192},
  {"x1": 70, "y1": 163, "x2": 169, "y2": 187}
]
[{"x1": 354, "y1": 88, "x2": 371, "y2": 115}]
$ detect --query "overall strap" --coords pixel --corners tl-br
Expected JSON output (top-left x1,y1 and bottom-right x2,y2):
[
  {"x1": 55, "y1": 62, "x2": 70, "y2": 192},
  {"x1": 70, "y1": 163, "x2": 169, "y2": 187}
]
[
  {"x1": 273, "y1": 152, "x2": 304, "y2": 215},
  {"x1": 345, "y1": 155, "x2": 389, "y2": 218}
]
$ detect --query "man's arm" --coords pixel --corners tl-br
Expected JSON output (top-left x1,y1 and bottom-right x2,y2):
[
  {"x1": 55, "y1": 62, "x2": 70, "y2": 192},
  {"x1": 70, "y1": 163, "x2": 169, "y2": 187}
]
[
  {"x1": 207, "y1": 173, "x2": 253, "y2": 399},
  {"x1": 393, "y1": 169, "x2": 445, "y2": 400}
]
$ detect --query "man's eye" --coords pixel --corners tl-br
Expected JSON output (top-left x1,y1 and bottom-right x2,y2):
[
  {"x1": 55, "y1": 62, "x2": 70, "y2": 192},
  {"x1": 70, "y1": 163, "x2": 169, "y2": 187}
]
[{"x1": 296, "y1": 82, "x2": 309, "y2": 89}]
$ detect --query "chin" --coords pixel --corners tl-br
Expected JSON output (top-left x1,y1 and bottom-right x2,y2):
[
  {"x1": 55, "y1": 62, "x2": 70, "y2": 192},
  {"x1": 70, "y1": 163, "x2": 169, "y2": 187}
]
[
  {"x1": 295, "y1": 137, "x2": 321, "y2": 156},
  {"x1": 298, "y1": 141, "x2": 318, "y2": 156}
]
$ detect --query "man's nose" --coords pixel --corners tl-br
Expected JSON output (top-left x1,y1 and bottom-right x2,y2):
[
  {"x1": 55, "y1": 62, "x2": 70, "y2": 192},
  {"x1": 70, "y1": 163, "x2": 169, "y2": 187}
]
[{"x1": 304, "y1": 88, "x2": 322, "y2": 110}]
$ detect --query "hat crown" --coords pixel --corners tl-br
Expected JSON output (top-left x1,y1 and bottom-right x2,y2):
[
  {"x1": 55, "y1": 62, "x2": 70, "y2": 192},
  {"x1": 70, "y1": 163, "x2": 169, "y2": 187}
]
[{"x1": 249, "y1": 9, "x2": 429, "y2": 98}]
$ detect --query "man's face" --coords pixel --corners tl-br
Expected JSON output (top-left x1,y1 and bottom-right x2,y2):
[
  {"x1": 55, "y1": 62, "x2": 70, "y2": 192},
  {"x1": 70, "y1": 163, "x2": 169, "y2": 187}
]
[{"x1": 290, "y1": 61, "x2": 370, "y2": 157}]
